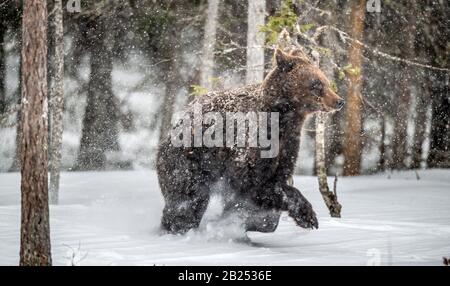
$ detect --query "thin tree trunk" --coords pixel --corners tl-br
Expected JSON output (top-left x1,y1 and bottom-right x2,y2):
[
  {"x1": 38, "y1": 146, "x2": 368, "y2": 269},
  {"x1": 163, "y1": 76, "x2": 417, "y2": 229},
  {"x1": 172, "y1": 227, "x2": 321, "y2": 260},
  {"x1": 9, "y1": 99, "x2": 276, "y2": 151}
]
[
  {"x1": 411, "y1": 79, "x2": 429, "y2": 169},
  {"x1": 200, "y1": 0, "x2": 220, "y2": 89},
  {"x1": 425, "y1": 2, "x2": 449, "y2": 168},
  {"x1": 377, "y1": 114, "x2": 386, "y2": 171},
  {"x1": 49, "y1": 0, "x2": 64, "y2": 204},
  {"x1": 343, "y1": 0, "x2": 365, "y2": 176},
  {"x1": 158, "y1": 46, "x2": 180, "y2": 145},
  {"x1": 391, "y1": 70, "x2": 411, "y2": 169},
  {"x1": 321, "y1": 1, "x2": 344, "y2": 173},
  {"x1": 158, "y1": 4, "x2": 184, "y2": 146},
  {"x1": 325, "y1": 112, "x2": 342, "y2": 171},
  {"x1": 0, "y1": 21, "x2": 5, "y2": 114},
  {"x1": 75, "y1": 18, "x2": 120, "y2": 170},
  {"x1": 315, "y1": 113, "x2": 342, "y2": 217},
  {"x1": 427, "y1": 71, "x2": 450, "y2": 168},
  {"x1": 315, "y1": 26, "x2": 342, "y2": 217},
  {"x1": 9, "y1": 36, "x2": 22, "y2": 172},
  {"x1": 246, "y1": 0, "x2": 266, "y2": 84},
  {"x1": 20, "y1": 0, "x2": 51, "y2": 266},
  {"x1": 392, "y1": 7, "x2": 415, "y2": 170}
]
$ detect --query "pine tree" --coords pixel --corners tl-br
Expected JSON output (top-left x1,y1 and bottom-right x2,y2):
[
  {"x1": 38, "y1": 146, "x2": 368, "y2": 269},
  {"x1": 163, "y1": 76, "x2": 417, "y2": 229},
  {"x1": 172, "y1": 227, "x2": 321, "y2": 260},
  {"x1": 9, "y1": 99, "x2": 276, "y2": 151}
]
[
  {"x1": 75, "y1": 15, "x2": 120, "y2": 170},
  {"x1": 0, "y1": 20, "x2": 5, "y2": 114},
  {"x1": 20, "y1": 0, "x2": 52, "y2": 266},
  {"x1": 343, "y1": 0, "x2": 365, "y2": 176},
  {"x1": 411, "y1": 77, "x2": 430, "y2": 169},
  {"x1": 200, "y1": 0, "x2": 220, "y2": 90},
  {"x1": 391, "y1": 4, "x2": 416, "y2": 169},
  {"x1": 428, "y1": 71, "x2": 450, "y2": 168},
  {"x1": 49, "y1": 0, "x2": 64, "y2": 204},
  {"x1": 425, "y1": 1, "x2": 449, "y2": 168},
  {"x1": 311, "y1": 0, "x2": 342, "y2": 217},
  {"x1": 246, "y1": 0, "x2": 266, "y2": 84}
]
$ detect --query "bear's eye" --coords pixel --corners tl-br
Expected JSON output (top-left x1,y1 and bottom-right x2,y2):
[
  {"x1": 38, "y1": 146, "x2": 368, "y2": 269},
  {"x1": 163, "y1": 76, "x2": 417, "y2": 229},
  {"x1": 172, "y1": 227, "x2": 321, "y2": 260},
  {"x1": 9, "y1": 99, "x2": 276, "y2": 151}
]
[{"x1": 309, "y1": 79, "x2": 323, "y2": 97}]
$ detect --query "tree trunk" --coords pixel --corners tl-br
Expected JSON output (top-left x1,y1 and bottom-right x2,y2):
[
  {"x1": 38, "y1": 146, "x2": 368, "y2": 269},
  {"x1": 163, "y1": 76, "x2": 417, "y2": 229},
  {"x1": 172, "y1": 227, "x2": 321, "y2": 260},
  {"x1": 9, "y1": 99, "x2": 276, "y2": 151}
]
[
  {"x1": 391, "y1": 69, "x2": 411, "y2": 169},
  {"x1": 427, "y1": 71, "x2": 450, "y2": 168},
  {"x1": 410, "y1": 79, "x2": 429, "y2": 169},
  {"x1": 0, "y1": 21, "x2": 5, "y2": 114},
  {"x1": 325, "y1": 112, "x2": 342, "y2": 172},
  {"x1": 20, "y1": 0, "x2": 51, "y2": 266},
  {"x1": 158, "y1": 46, "x2": 181, "y2": 145},
  {"x1": 377, "y1": 114, "x2": 386, "y2": 171},
  {"x1": 343, "y1": 0, "x2": 365, "y2": 176},
  {"x1": 425, "y1": 1, "x2": 449, "y2": 168},
  {"x1": 246, "y1": 0, "x2": 266, "y2": 84},
  {"x1": 391, "y1": 7, "x2": 416, "y2": 170},
  {"x1": 75, "y1": 18, "x2": 120, "y2": 170},
  {"x1": 199, "y1": 0, "x2": 220, "y2": 90},
  {"x1": 158, "y1": 6, "x2": 184, "y2": 146},
  {"x1": 9, "y1": 32, "x2": 22, "y2": 172},
  {"x1": 49, "y1": 0, "x2": 64, "y2": 204},
  {"x1": 315, "y1": 26, "x2": 342, "y2": 217},
  {"x1": 315, "y1": 113, "x2": 342, "y2": 217}
]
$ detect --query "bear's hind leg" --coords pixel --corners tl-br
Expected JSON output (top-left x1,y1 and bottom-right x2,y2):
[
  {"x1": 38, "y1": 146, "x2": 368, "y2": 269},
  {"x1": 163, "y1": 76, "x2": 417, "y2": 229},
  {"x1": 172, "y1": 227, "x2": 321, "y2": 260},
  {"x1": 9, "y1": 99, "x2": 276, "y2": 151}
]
[
  {"x1": 222, "y1": 197, "x2": 281, "y2": 233},
  {"x1": 244, "y1": 209, "x2": 281, "y2": 233}
]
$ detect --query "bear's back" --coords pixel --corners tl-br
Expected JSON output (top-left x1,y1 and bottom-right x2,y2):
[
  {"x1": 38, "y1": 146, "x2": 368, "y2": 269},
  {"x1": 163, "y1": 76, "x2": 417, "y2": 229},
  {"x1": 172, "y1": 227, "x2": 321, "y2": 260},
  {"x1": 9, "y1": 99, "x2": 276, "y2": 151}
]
[{"x1": 190, "y1": 83, "x2": 264, "y2": 113}]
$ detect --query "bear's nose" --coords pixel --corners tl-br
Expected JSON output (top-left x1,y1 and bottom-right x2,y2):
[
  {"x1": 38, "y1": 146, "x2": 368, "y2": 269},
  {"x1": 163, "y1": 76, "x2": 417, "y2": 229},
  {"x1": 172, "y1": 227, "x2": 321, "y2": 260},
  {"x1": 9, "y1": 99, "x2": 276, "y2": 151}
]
[{"x1": 335, "y1": 100, "x2": 345, "y2": 110}]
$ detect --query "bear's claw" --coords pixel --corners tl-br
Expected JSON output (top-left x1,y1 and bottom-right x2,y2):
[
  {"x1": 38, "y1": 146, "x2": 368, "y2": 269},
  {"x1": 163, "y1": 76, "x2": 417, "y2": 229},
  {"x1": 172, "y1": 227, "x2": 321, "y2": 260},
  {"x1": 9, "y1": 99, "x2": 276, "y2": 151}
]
[
  {"x1": 293, "y1": 212, "x2": 318, "y2": 229},
  {"x1": 288, "y1": 198, "x2": 319, "y2": 229}
]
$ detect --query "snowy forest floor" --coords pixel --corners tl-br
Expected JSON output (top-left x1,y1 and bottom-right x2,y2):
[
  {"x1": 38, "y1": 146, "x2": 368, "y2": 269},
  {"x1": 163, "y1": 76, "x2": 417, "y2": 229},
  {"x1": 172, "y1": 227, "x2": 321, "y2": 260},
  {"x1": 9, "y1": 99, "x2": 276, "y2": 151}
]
[{"x1": 0, "y1": 169, "x2": 449, "y2": 265}]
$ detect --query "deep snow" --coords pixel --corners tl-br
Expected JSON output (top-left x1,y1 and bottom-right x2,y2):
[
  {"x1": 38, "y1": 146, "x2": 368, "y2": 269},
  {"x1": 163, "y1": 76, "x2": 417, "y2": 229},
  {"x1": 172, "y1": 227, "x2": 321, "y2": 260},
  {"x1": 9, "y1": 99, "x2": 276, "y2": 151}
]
[{"x1": 0, "y1": 169, "x2": 449, "y2": 265}]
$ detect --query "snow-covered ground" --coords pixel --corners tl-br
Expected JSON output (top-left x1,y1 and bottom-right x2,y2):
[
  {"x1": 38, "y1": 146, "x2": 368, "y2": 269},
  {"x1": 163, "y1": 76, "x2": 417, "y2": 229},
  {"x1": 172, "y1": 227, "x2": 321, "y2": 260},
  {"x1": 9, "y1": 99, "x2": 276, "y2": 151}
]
[{"x1": 0, "y1": 169, "x2": 449, "y2": 266}]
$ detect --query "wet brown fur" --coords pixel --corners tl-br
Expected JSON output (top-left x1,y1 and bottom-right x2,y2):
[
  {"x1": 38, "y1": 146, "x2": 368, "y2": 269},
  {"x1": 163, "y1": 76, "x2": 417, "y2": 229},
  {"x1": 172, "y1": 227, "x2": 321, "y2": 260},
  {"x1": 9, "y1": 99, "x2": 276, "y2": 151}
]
[{"x1": 157, "y1": 49, "x2": 344, "y2": 234}]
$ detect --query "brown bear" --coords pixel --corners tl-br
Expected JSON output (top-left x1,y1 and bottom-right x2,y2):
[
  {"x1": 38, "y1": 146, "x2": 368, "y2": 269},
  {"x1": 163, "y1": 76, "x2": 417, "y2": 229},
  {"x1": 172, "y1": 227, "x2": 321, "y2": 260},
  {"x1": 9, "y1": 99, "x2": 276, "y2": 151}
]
[{"x1": 156, "y1": 48, "x2": 344, "y2": 234}]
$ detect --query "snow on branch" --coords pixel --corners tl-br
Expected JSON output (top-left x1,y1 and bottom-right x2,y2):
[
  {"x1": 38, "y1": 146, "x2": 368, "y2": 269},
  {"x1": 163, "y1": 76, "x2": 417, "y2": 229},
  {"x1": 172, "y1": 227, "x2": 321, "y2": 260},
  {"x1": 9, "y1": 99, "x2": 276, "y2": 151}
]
[{"x1": 314, "y1": 25, "x2": 450, "y2": 73}]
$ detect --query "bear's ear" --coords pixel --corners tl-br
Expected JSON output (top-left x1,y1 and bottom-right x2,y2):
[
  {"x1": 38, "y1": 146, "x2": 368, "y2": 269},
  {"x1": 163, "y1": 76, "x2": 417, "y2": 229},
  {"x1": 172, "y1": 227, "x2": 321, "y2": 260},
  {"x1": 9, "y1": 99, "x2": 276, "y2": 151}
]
[
  {"x1": 289, "y1": 49, "x2": 313, "y2": 65},
  {"x1": 274, "y1": 48, "x2": 295, "y2": 72},
  {"x1": 289, "y1": 49, "x2": 307, "y2": 60}
]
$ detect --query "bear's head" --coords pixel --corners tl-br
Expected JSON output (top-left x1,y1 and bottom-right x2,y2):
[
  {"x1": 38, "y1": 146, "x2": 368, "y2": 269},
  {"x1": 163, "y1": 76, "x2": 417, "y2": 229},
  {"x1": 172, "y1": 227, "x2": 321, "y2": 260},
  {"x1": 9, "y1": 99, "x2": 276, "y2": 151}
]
[{"x1": 268, "y1": 48, "x2": 345, "y2": 114}]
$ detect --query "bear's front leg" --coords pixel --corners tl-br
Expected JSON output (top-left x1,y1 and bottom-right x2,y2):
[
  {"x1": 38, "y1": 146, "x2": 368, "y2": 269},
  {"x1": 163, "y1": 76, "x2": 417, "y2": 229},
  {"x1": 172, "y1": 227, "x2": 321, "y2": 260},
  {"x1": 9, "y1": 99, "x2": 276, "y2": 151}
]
[
  {"x1": 254, "y1": 182, "x2": 318, "y2": 229},
  {"x1": 282, "y1": 185, "x2": 319, "y2": 229}
]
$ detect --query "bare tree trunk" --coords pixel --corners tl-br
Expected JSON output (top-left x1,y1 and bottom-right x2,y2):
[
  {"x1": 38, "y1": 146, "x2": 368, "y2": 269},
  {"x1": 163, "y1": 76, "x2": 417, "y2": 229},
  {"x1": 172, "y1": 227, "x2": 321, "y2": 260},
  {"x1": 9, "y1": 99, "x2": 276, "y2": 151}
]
[
  {"x1": 427, "y1": 71, "x2": 450, "y2": 168},
  {"x1": 9, "y1": 33, "x2": 22, "y2": 172},
  {"x1": 315, "y1": 113, "x2": 342, "y2": 217},
  {"x1": 156, "y1": 1, "x2": 190, "y2": 145},
  {"x1": 391, "y1": 70, "x2": 411, "y2": 169},
  {"x1": 315, "y1": 26, "x2": 342, "y2": 217},
  {"x1": 426, "y1": 2, "x2": 449, "y2": 168},
  {"x1": 320, "y1": 1, "x2": 344, "y2": 173},
  {"x1": 49, "y1": 0, "x2": 64, "y2": 204},
  {"x1": 392, "y1": 7, "x2": 416, "y2": 170},
  {"x1": 0, "y1": 21, "x2": 5, "y2": 114},
  {"x1": 246, "y1": 0, "x2": 266, "y2": 84},
  {"x1": 4, "y1": 5, "x2": 22, "y2": 172},
  {"x1": 159, "y1": 47, "x2": 180, "y2": 145},
  {"x1": 20, "y1": 0, "x2": 51, "y2": 266},
  {"x1": 75, "y1": 18, "x2": 120, "y2": 170},
  {"x1": 411, "y1": 79, "x2": 429, "y2": 169},
  {"x1": 200, "y1": 0, "x2": 220, "y2": 89},
  {"x1": 377, "y1": 114, "x2": 386, "y2": 171},
  {"x1": 325, "y1": 112, "x2": 342, "y2": 171},
  {"x1": 392, "y1": 4, "x2": 420, "y2": 170},
  {"x1": 343, "y1": 0, "x2": 365, "y2": 176}
]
